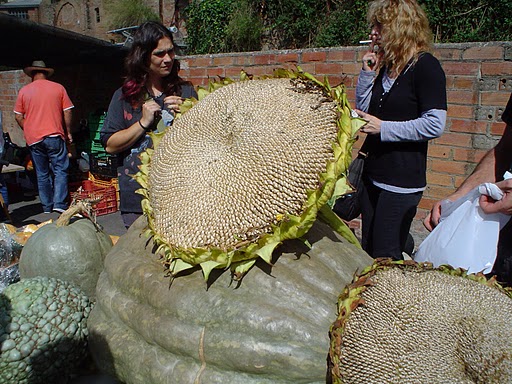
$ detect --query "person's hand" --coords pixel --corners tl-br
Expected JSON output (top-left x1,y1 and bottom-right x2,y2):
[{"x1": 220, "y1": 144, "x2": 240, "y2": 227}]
[
  {"x1": 424, "y1": 199, "x2": 444, "y2": 231},
  {"x1": 67, "y1": 132, "x2": 73, "y2": 143},
  {"x1": 362, "y1": 28, "x2": 381, "y2": 71},
  {"x1": 163, "y1": 96, "x2": 184, "y2": 114},
  {"x1": 141, "y1": 99, "x2": 162, "y2": 128},
  {"x1": 480, "y1": 179, "x2": 512, "y2": 215},
  {"x1": 355, "y1": 110, "x2": 381, "y2": 135}
]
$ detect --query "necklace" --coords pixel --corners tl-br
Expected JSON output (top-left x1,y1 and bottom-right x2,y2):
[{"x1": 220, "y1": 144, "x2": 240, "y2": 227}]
[{"x1": 146, "y1": 87, "x2": 164, "y2": 100}]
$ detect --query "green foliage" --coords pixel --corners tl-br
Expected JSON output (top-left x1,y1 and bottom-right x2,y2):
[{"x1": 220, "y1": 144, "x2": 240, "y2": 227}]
[
  {"x1": 106, "y1": 0, "x2": 159, "y2": 29},
  {"x1": 421, "y1": 0, "x2": 512, "y2": 43},
  {"x1": 225, "y1": 0, "x2": 263, "y2": 52},
  {"x1": 185, "y1": 0, "x2": 235, "y2": 54},
  {"x1": 315, "y1": 0, "x2": 369, "y2": 48},
  {"x1": 185, "y1": 0, "x2": 512, "y2": 54}
]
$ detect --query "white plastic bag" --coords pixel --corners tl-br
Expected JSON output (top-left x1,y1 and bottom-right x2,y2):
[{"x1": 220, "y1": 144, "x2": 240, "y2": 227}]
[{"x1": 415, "y1": 183, "x2": 511, "y2": 274}]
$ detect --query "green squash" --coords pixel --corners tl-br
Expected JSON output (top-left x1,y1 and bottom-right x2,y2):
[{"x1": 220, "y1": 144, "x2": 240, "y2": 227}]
[
  {"x1": 19, "y1": 208, "x2": 113, "y2": 298},
  {"x1": 87, "y1": 216, "x2": 373, "y2": 384},
  {"x1": 0, "y1": 276, "x2": 92, "y2": 384}
]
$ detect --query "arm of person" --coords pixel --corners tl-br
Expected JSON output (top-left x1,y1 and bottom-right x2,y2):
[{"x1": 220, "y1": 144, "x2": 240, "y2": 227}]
[
  {"x1": 424, "y1": 124, "x2": 512, "y2": 230},
  {"x1": 355, "y1": 109, "x2": 445, "y2": 140},
  {"x1": 63, "y1": 108, "x2": 73, "y2": 143},
  {"x1": 14, "y1": 112, "x2": 24, "y2": 129},
  {"x1": 103, "y1": 98, "x2": 161, "y2": 154},
  {"x1": 380, "y1": 109, "x2": 446, "y2": 141},
  {"x1": 105, "y1": 121, "x2": 147, "y2": 154},
  {"x1": 355, "y1": 70, "x2": 376, "y2": 112}
]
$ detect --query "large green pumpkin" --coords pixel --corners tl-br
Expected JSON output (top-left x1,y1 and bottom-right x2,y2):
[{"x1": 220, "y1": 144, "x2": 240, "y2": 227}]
[
  {"x1": 88, "y1": 216, "x2": 373, "y2": 384},
  {"x1": 19, "y1": 211, "x2": 113, "y2": 298}
]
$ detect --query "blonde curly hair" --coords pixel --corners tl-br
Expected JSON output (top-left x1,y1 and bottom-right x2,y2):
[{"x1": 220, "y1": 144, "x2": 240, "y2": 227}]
[{"x1": 368, "y1": 0, "x2": 433, "y2": 75}]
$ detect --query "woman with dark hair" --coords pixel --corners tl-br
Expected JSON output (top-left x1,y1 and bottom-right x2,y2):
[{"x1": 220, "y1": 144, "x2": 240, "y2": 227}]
[
  {"x1": 101, "y1": 21, "x2": 197, "y2": 229},
  {"x1": 354, "y1": 0, "x2": 447, "y2": 260}
]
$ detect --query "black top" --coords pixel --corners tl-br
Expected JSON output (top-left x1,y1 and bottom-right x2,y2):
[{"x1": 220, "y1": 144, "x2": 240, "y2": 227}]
[
  {"x1": 100, "y1": 84, "x2": 197, "y2": 213},
  {"x1": 503, "y1": 93, "x2": 512, "y2": 126},
  {"x1": 362, "y1": 52, "x2": 447, "y2": 188}
]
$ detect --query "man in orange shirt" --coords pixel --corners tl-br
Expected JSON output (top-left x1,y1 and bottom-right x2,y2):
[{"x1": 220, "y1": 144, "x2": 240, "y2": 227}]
[{"x1": 14, "y1": 60, "x2": 74, "y2": 214}]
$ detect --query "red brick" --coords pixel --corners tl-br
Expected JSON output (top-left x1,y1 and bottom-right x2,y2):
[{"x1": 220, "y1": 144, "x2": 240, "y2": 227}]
[
  {"x1": 434, "y1": 132, "x2": 472, "y2": 147},
  {"x1": 212, "y1": 56, "x2": 235, "y2": 66},
  {"x1": 225, "y1": 67, "x2": 244, "y2": 78},
  {"x1": 345, "y1": 88, "x2": 356, "y2": 102},
  {"x1": 463, "y1": 46, "x2": 503, "y2": 60},
  {"x1": 490, "y1": 121, "x2": 507, "y2": 135},
  {"x1": 447, "y1": 90, "x2": 477, "y2": 105},
  {"x1": 341, "y1": 63, "x2": 361, "y2": 76},
  {"x1": 275, "y1": 53, "x2": 299, "y2": 63},
  {"x1": 452, "y1": 148, "x2": 487, "y2": 163},
  {"x1": 446, "y1": 104, "x2": 474, "y2": 119},
  {"x1": 205, "y1": 67, "x2": 224, "y2": 78},
  {"x1": 449, "y1": 119, "x2": 486, "y2": 134},
  {"x1": 442, "y1": 62, "x2": 479, "y2": 76},
  {"x1": 187, "y1": 68, "x2": 207, "y2": 78},
  {"x1": 445, "y1": 75, "x2": 455, "y2": 89},
  {"x1": 302, "y1": 51, "x2": 327, "y2": 62},
  {"x1": 234, "y1": 56, "x2": 254, "y2": 66},
  {"x1": 481, "y1": 92, "x2": 511, "y2": 106},
  {"x1": 425, "y1": 184, "x2": 456, "y2": 199},
  {"x1": 243, "y1": 66, "x2": 272, "y2": 76},
  {"x1": 428, "y1": 145, "x2": 451, "y2": 159},
  {"x1": 430, "y1": 158, "x2": 469, "y2": 175},
  {"x1": 426, "y1": 172, "x2": 454, "y2": 187},
  {"x1": 187, "y1": 56, "x2": 211, "y2": 67},
  {"x1": 433, "y1": 48, "x2": 461, "y2": 60},
  {"x1": 325, "y1": 75, "x2": 345, "y2": 87},
  {"x1": 453, "y1": 76, "x2": 477, "y2": 91},
  {"x1": 298, "y1": 63, "x2": 315, "y2": 74},
  {"x1": 327, "y1": 50, "x2": 357, "y2": 62},
  {"x1": 481, "y1": 62, "x2": 512, "y2": 76},
  {"x1": 315, "y1": 62, "x2": 343, "y2": 75}
]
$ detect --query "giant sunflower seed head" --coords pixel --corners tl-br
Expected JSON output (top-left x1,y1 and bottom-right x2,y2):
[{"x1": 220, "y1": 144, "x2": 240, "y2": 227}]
[
  {"x1": 329, "y1": 259, "x2": 512, "y2": 383},
  {"x1": 136, "y1": 70, "x2": 363, "y2": 280}
]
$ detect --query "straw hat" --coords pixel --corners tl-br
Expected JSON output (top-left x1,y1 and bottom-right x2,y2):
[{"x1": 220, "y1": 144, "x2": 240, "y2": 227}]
[{"x1": 23, "y1": 60, "x2": 54, "y2": 77}]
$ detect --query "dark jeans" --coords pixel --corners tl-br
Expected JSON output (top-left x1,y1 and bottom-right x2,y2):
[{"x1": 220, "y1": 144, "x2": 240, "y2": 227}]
[
  {"x1": 29, "y1": 136, "x2": 69, "y2": 212},
  {"x1": 360, "y1": 177, "x2": 423, "y2": 260}
]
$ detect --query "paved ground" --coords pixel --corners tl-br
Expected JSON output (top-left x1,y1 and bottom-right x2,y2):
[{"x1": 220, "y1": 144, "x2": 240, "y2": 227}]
[{"x1": 7, "y1": 193, "x2": 127, "y2": 237}]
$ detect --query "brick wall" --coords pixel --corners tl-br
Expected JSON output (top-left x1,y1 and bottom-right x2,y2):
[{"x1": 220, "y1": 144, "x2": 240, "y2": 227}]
[
  {"x1": 0, "y1": 64, "x2": 123, "y2": 147},
  {"x1": 179, "y1": 41, "x2": 512, "y2": 247},
  {"x1": 0, "y1": 41, "x2": 510, "y2": 248}
]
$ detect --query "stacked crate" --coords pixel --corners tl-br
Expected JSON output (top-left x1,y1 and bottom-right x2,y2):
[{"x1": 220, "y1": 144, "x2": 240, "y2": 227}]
[
  {"x1": 70, "y1": 112, "x2": 121, "y2": 215},
  {"x1": 86, "y1": 112, "x2": 119, "y2": 179}
]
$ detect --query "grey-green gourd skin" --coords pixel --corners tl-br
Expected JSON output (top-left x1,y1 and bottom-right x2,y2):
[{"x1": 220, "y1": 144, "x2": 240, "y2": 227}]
[
  {"x1": 0, "y1": 276, "x2": 92, "y2": 384},
  {"x1": 19, "y1": 218, "x2": 113, "y2": 298},
  {"x1": 88, "y1": 216, "x2": 373, "y2": 384}
]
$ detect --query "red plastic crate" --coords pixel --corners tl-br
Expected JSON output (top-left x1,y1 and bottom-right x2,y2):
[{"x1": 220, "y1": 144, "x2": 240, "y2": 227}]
[{"x1": 69, "y1": 179, "x2": 118, "y2": 216}]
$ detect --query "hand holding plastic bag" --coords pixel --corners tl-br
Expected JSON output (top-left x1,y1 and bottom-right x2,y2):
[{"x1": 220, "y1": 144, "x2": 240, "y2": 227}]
[{"x1": 415, "y1": 183, "x2": 511, "y2": 274}]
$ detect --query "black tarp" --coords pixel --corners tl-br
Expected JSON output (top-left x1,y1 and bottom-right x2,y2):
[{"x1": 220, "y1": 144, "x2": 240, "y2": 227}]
[{"x1": 0, "y1": 13, "x2": 128, "y2": 70}]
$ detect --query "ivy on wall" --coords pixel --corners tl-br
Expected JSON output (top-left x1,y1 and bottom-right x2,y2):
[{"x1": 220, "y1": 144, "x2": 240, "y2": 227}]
[{"x1": 184, "y1": 0, "x2": 512, "y2": 54}]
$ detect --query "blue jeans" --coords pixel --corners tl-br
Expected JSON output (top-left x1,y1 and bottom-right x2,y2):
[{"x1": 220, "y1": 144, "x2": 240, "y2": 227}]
[{"x1": 29, "y1": 136, "x2": 69, "y2": 212}]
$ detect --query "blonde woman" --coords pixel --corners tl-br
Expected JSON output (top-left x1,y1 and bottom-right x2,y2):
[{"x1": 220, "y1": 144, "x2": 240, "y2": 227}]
[{"x1": 354, "y1": 0, "x2": 447, "y2": 260}]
